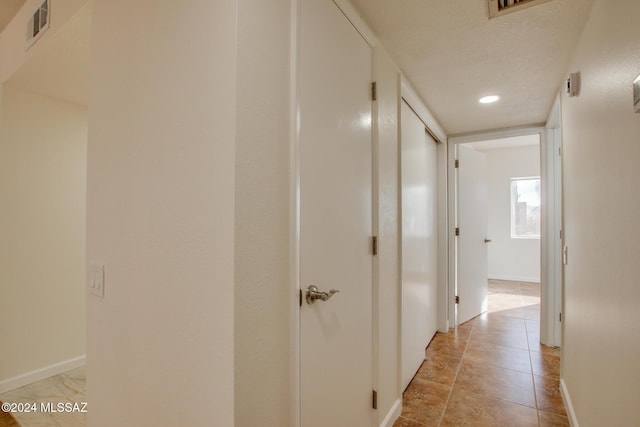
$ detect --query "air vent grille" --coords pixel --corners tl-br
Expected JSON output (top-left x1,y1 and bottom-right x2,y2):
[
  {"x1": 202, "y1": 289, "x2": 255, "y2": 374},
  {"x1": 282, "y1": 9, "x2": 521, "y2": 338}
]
[
  {"x1": 488, "y1": 0, "x2": 553, "y2": 19},
  {"x1": 26, "y1": 0, "x2": 50, "y2": 49}
]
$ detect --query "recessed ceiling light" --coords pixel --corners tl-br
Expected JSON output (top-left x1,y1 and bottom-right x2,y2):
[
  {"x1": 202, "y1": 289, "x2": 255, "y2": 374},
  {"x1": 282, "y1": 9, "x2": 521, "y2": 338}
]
[{"x1": 479, "y1": 95, "x2": 500, "y2": 104}]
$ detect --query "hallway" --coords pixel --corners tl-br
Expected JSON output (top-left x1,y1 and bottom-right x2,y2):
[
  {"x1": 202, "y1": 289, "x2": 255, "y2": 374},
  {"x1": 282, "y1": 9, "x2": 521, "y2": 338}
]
[{"x1": 395, "y1": 280, "x2": 566, "y2": 426}]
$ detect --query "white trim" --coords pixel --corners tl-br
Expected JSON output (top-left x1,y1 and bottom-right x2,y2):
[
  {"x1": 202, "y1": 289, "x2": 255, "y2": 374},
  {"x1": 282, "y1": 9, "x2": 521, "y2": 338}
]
[
  {"x1": 0, "y1": 355, "x2": 86, "y2": 394},
  {"x1": 447, "y1": 143, "x2": 457, "y2": 327},
  {"x1": 541, "y1": 93, "x2": 563, "y2": 348},
  {"x1": 379, "y1": 398, "x2": 402, "y2": 427},
  {"x1": 488, "y1": 275, "x2": 540, "y2": 283},
  {"x1": 289, "y1": 0, "x2": 301, "y2": 426},
  {"x1": 547, "y1": 94, "x2": 561, "y2": 128},
  {"x1": 560, "y1": 378, "x2": 579, "y2": 427},
  {"x1": 371, "y1": 47, "x2": 381, "y2": 427},
  {"x1": 332, "y1": 0, "x2": 379, "y2": 48},
  {"x1": 400, "y1": 78, "x2": 447, "y2": 143},
  {"x1": 437, "y1": 131, "x2": 449, "y2": 333}
]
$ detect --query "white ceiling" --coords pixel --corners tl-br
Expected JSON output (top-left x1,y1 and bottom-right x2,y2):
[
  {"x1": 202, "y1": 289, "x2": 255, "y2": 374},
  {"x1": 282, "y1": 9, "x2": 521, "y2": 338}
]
[
  {"x1": 2, "y1": 0, "x2": 593, "y2": 130},
  {"x1": 5, "y1": 2, "x2": 91, "y2": 106},
  {"x1": 350, "y1": 0, "x2": 594, "y2": 135},
  {"x1": 0, "y1": 0, "x2": 26, "y2": 34}
]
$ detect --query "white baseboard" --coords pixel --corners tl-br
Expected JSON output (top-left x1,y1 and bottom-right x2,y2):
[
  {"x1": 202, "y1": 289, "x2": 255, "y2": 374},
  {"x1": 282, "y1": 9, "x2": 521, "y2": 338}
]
[
  {"x1": 560, "y1": 378, "x2": 579, "y2": 427},
  {"x1": 0, "y1": 355, "x2": 86, "y2": 394},
  {"x1": 379, "y1": 397, "x2": 402, "y2": 427},
  {"x1": 488, "y1": 274, "x2": 540, "y2": 283}
]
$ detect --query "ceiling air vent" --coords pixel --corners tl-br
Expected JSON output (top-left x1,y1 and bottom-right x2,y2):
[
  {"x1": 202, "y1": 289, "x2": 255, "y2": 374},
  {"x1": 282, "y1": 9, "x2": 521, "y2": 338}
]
[
  {"x1": 488, "y1": 0, "x2": 553, "y2": 19},
  {"x1": 26, "y1": 0, "x2": 50, "y2": 49}
]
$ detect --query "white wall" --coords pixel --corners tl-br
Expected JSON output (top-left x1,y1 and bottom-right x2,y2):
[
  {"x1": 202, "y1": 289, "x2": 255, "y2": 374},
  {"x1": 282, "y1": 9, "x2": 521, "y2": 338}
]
[
  {"x1": 560, "y1": 1, "x2": 640, "y2": 425},
  {"x1": 234, "y1": 0, "x2": 291, "y2": 425},
  {"x1": 86, "y1": 0, "x2": 236, "y2": 425},
  {"x1": 0, "y1": 85, "x2": 86, "y2": 384},
  {"x1": 485, "y1": 145, "x2": 540, "y2": 283}
]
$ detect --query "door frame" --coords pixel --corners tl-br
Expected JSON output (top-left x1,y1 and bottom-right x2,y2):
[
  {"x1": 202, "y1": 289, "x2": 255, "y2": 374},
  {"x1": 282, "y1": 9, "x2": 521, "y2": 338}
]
[
  {"x1": 544, "y1": 94, "x2": 563, "y2": 347},
  {"x1": 448, "y1": 125, "x2": 560, "y2": 345}
]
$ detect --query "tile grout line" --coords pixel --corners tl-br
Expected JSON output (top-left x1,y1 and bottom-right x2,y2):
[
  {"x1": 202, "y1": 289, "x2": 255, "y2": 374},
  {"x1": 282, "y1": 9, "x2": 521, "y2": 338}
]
[
  {"x1": 435, "y1": 319, "x2": 475, "y2": 427},
  {"x1": 521, "y1": 284, "x2": 542, "y2": 426}
]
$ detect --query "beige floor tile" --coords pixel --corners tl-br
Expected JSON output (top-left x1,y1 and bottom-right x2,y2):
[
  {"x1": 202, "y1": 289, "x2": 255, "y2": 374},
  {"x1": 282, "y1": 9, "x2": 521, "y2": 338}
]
[
  {"x1": 530, "y1": 351, "x2": 561, "y2": 378},
  {"x1": 426, "y1": 335, "x2": 468, "y2": 359},
  {"x1": 474, "y1": 314, "x2": 527, "y2": 333},
  {"x1": 63, "y1": 367, "x2": 87, "y2": 392},
  {"x1": 519, "y1": 284, "x2": 541, "y2": 297},
  {"x1": 539, "y1": 410, "x2": 570, "y2": 426},
  {"x1": 401, "y1": 378, "x2": 450, "y2": 427},
  {"x1": 464, "y1": 341, "x2": 532, "y2": 374},
  {"x1": 10, "y1": 410, "x2": 60, "y2": 427},
  {"x1": 393, "y1": 415, "x2": 428, "y2": 426},
  {"x1": 534, "y1": 375, "x2": 567, "y2": 416},
  {"x1": 440, "y1": 388, "x2": 538, "y2": 427},
  {"x1": 415, "y1": 355, "x2": 461, "y2": 386},
  {"x1": 454, "y1": 360, "x2": 536, "y2": 408},
  {"x1": 469, "y1": 328, "x2": 530, "y2": 350}
]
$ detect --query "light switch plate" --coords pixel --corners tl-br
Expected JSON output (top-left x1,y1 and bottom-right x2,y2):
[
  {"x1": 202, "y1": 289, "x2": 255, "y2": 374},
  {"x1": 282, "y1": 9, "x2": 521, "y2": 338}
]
[{"x1": 89, "y1": 263, "x2": 105, "y2": 298}]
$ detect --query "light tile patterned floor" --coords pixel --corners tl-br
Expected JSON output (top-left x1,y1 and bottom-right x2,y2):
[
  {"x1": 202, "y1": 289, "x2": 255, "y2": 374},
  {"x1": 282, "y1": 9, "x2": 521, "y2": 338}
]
[
  {"x1": 0, "y1": 366, "x2": 86, "y2": 427},
  {"x1": 395, "y1": 280, "x2": 567, "y2": 427}
]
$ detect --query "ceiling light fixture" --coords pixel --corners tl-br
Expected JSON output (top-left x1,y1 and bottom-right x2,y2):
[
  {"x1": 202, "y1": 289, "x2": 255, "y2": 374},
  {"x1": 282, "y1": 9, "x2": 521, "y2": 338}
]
[{"x1": 479, "y1": 95, "x2": 500, "y2": 104}]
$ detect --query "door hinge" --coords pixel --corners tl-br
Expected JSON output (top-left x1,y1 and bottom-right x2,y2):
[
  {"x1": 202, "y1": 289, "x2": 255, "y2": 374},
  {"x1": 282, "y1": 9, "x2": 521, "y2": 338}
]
[
  {"x1": 559, "y1": 147, "x2": 562, "y2": 156},
  {"x1": 372, "y1": 390, "x2": 377, "y2": 410},
  {"x1": 455, "y1": 295, "x2": 460, "y2": 304},
  {"x1": 455, "y1": 159, "x2": 459, "y2": 168},
  {"x1": 371, "y1": 236, "x2": 378, "y2": 255},
  {"x1": 455, "y1": 227, "x2": 460, "y2": 236},
  {"x1": 559, "y1": 312, "x2": 562, "y2": 322},
  {"x1": 371, "y1": 81, "x2": 377, "y2": 101},
  {"x1": 299, "y1": 289, "x2": 302, "y2": 307},
  {"x1": 560, "y1": 229, "x2": 562, "y2": 239}
]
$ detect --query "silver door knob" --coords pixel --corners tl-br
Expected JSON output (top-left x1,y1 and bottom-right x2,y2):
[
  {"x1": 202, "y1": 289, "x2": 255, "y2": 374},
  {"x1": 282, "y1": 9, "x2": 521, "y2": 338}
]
[{"x1": 306, "y1": 285, "x2": 340, "y2": 305}]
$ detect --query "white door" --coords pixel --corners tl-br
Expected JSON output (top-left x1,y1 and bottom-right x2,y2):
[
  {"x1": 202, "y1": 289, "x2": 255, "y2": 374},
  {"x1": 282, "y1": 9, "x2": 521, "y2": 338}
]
[
  {"x1": 400, "y1": 101, "x2": 438, "y2": 390},
  {"x1": 457, "y1": 145, "x2": 489, "y2": 325},
  {"x1": 299, "y1": 0, "x2": 373, "y2": 425}
]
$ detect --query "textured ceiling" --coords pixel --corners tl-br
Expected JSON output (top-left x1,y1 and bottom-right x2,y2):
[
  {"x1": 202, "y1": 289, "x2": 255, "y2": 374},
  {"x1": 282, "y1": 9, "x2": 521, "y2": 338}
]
[
  {"x1": 350, "y1": 0, "x2": 594, "y2": 135},
  {"x1": 6, "y1": 2, "x2": 91, "y2": 106},
  {"x1": 0, "y1": 0, "x2": 26, "y2": 34}
]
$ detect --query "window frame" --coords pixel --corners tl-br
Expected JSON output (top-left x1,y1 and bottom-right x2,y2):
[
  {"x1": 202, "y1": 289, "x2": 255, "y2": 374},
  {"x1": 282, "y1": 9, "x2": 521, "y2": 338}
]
[{"x1": 510, "y1": 176, "x2": 541, "y2": 240}]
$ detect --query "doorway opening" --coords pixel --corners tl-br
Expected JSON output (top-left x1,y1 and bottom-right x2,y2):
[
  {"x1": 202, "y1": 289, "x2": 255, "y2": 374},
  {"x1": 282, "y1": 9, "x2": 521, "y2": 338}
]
[
  {"x1": 448, "y1": 127, "x2": 560, "y2": 348},
  {"x1": 0, "y1": 4, "x2": 91, "y2": 426}
]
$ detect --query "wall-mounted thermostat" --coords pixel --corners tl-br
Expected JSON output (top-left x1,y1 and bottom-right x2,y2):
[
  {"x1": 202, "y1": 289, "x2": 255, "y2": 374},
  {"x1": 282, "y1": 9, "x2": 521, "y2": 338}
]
[
  {"x1": 633, "y1": 74, "x2": 640, "y2": 113},
  {"x1": 566, "y1": 72, "x2": 580, "y2": 97}
]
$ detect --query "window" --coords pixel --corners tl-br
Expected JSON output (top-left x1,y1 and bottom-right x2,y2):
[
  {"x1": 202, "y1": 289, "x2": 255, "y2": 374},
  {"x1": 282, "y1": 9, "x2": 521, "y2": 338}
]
[{"x1": 510, "y1": 177, "x2": 540, "y2": 239}]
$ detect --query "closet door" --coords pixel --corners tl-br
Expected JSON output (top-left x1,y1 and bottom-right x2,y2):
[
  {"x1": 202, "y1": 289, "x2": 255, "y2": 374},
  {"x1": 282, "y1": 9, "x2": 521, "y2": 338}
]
[{"x1": 401, "y1": 101, "x2": 438, "y2": 390}]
